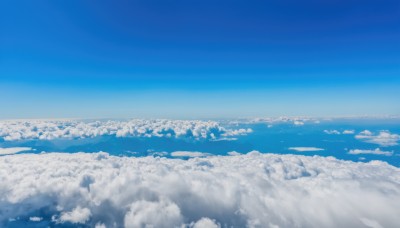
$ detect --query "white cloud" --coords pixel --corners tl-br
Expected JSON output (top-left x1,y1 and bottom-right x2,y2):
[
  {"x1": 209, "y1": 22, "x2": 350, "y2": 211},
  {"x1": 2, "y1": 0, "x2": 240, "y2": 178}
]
[
  {"x1": 0, "y1": 152, "x2": 399, "y2": 227},
  {"x1": 227, "y1": 151, "x2": 242, "y2": 156},
  {"x1": 0, "y1": 147, "x2": 31, "y2": 155},
  {"x1": 29, "y1": 216, "x2": 43, "y2": 222},
  {"x1": 359, "y1": 130, "x2": 373, "y2": 135},
  {"x1": 288, "y1": 147, "x2": 324, "y2": 152},
  {"x1": 324, "y1": 130, "x2": 355, "y2": 135},
  {"x1": 348, "y1": 148, "x2": 394, "y2": 156},
  {"x1": 192, "y1": 217, "x2": 220, "y2": 228},
  {"x1": 124, "y1": 200, "x2": 183, "y2": 228},
  {"x1": 293, "y1": 120, "x2": 304, "y2": 126},
  {"x1": 355, "y1": 130, "x2": 400, "y2": 146},
  {"x1": 0, "y1": 119, "x2": 251, "y2": 141},
  {"x1": 343, "y1": 130, "x2": 355, "y2": 134},
  {"x1": 170, "y1": 151, "x2": 212, "y2": 157},
  {"x1": 231, "y1": 117, "x2": 319, "y2": 125},
  {"x1": 324, "y1": 130, "x2": 341, "y2": 135},
  {"x1": 58, "y1": 206, "x2": 91, "y2": 224}
]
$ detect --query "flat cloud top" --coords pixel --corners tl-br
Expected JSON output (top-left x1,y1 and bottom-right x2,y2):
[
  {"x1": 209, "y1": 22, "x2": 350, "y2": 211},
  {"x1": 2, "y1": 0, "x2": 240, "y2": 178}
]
[
  {"x1": 170, "y1": 151, "x2": 212, "y2": 157},
  {"x1": 0, "y1": 119, "x2": 252, "y2": 141},
  {"x1": 288, "y1": 147, "x2": 324, "y2": 152},
  {"x1": 0, "y1": 147, "x2": 31, "y2": 155},
  {"x1": 1, "y1": 152, "x2": 399, "y2": 227},
  {"x1": 349, "y1": 148, "x2": 394, "y2": 156}
]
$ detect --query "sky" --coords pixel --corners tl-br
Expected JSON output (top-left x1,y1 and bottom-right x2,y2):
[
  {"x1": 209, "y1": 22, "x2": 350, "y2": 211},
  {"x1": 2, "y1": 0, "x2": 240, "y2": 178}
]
[{"x1": 1, "y1": 0, "x2": 399, "y2": 119}]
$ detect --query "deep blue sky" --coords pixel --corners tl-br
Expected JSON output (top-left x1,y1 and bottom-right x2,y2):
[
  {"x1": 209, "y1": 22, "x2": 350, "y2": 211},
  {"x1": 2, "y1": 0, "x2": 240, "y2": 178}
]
[{"x1": 1, "y1": 0, "x2": 399, "y2": 118}]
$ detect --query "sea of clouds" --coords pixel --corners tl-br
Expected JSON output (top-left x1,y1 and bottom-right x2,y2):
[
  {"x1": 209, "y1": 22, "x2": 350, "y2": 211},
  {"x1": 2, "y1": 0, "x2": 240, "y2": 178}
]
[
  {"x1": 1, "y1": 152, "x2": 399, "y2": 227},
  {"x1": 0, "y1": 119, "x2": 252, "y2": 141}
]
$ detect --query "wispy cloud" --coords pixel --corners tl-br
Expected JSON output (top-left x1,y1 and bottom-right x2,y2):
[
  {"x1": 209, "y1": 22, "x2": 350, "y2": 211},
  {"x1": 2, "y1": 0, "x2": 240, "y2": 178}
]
[
  {"x1": 324, "y1": 130, "x2": 341, "y2": 135},
  {"x1": 288, "y1": 147, "x2": 324, "y2": 152},
  {"x1": 324, "y1": 129, "x2": 355, "y2": 135},
  {"x1": 348, "y1": 148, "x2": 394, "y2": 156}
]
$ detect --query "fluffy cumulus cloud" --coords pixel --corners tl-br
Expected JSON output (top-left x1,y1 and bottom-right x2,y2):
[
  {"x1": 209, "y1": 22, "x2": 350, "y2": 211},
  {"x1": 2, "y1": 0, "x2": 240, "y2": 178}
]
[
  {"x1": 348, "y1": 148, "x2": 394, "y2": 156},
  {"x1": 192, "y1": 217, "x2": 220, "y2": 228},
  {"x1": 124, "y1": 199, "x2": 183, "y2": 227},
  {"x1": 0, "y1": 119, "x2": 251, "y2": 141},
  {"x1": 58, "y1": 206, "x2": 92, "y2": 224},
  {"x1": 288, "y1": 147, "x2": 324, "y2": 152},
  {"x1": 355, "y1": 130, "x2": 400, "y2": 146},
  {"x1": 1, "y1": 152, "x2": 400, "y2": 227}
]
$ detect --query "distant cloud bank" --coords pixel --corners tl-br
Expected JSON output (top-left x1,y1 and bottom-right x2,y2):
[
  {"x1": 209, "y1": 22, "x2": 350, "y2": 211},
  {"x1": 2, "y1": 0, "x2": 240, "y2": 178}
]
[
  {"x1": 0, "y1": 119, "x2": 252, "y2": 141},
  {"x1": 1, "y1": 152, "x2": 399, "y2": 227}
]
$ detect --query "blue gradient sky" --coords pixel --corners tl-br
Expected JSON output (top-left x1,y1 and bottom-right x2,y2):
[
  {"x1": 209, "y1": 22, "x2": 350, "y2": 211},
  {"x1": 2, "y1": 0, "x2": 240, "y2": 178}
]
[{"x1": 1, "y1": 0, "x2": 399, "y2": 118}]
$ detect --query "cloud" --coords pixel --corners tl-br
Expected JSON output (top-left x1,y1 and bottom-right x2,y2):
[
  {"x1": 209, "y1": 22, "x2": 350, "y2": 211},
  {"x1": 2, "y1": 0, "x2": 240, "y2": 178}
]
[
  {"x1": 230, "y1": 117, "x2": 319, "y2": 125},
  {"x1": 192, "y1": 217, "x2": 220, "y2": 228},
  {"x1": 0, "y1": 119, "x2": 251, "y2": 141},
  {"x1": 29, "y1": 217, "x2": 43, "y2": 222},
  {"x1": 324, "y1": 130, "x2": 341, "y2": 135},
  {"x1": 227, "y1": 151, "x2": 242, "y2": 156},
  {"x1": 170, "y1": 151, "x2": 212, "y2": 157},
  {"x1": 324, "y1": 130, "x2": 354, "y2": 135},
  {"x1": 58, "y1": 206, "x2": 91, "y2": 224},
  {"x1": 348, "y1": 148, "x2": 394, "y2": 156},
  {"x1": 343, "y1": 130, "x2": 355, "y2": 134},
  {"x1": 355, "y1": 130, "x2": 400, "y2": 146},
  {"x1": 1, "y1": 152, "x2": 399, "y2": 227},
  {"x1": 360, "y1": 218, "x2": 383, "y2": 228},
  {"x1": 124, "y1": 200, "x2": 183, "y2": 228},
  {"x1": 0, "y1": 147, "x2": 31, "y2": 155},
  {"x1": 288, "y1": 147, "x2": 324, "y2": 152},
  {"x1": 293, "y1": 120, "x2": 304, "y2": 126}
]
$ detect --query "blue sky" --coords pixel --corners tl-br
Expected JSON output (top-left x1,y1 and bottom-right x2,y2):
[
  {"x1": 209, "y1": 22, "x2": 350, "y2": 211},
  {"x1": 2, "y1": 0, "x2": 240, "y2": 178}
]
[{"x1": 1, "y1": 0, "x2": 399, "y2": 118}]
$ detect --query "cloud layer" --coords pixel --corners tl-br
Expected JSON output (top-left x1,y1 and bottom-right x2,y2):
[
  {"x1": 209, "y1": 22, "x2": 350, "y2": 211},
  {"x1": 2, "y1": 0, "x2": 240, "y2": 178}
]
[
  {"x1": 1, "y1": 152, "x2": 399, "y2": 227},
  {"x1": 230, "y1": 117, "x2": 319, "y2": 126},
  {"x1": 0, "y1": 119, "x2": 252, "y2": 141}
]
